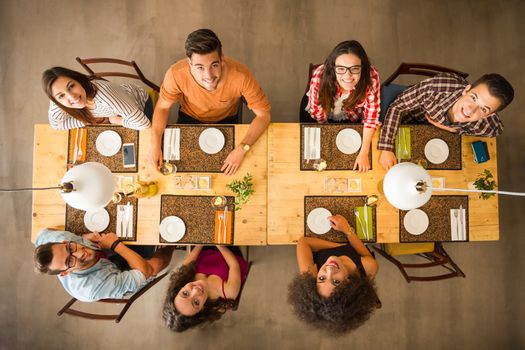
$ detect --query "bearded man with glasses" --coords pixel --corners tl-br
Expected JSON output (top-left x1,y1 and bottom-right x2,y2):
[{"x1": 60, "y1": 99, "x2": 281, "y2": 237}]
[{"x1": 34, "y1": 228, "x2": 175, "y2": 302}]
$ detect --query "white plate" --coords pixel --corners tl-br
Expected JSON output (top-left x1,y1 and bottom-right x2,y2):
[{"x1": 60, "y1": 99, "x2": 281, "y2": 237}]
[
  {"x1": 424, "y1": 138, "x2": 449, "y2": 164},
  {"x1": 84, "y1": 208, "x2": 110, "y2": 232},
  {"x1": 307, "y1": 208, "x2": 332, "y2": 234},
  {"x1": 96, "y1": 130, "x2": 122, "y2": 156},
  {"x1": 159, "y1": 216, "x2": 186, "y2": 242},
  {"x1": 335, "y1": 128, "x2": 362, "y2": 154},
  {"x1": 403, "y1": 209, "x2": 429, "y2": 235},
  {"x1": 198, "y1": 128, "x2": 225, "y2": 154}
]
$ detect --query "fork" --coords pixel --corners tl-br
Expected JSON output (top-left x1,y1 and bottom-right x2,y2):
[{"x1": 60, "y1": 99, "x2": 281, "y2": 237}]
[
  {"x1": 402, "y1": 128, "x2": 409, "y2": 159},
  {"x1": 354, "y1": 208, "x2": 366, "y2": 239}
]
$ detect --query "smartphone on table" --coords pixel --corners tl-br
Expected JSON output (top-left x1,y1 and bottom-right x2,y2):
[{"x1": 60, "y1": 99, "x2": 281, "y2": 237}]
[{"x1": 122, "y1": 143, "x2": 136, "y2": 168}]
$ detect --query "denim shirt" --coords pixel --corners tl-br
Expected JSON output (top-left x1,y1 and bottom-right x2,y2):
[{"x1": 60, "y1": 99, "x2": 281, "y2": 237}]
[{"x1": 35, "y1": 229, "x2": 146, "y2": 302}]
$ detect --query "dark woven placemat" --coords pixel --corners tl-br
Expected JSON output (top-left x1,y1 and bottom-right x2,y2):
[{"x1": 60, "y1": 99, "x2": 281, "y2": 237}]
[
  {"x1": 400, "y1": 124, "x2": 462, "y2": 170},
  {"x1": 64, "y1": 196, "x2": 138, "y2": 241},
  {"x1": 160, "y1": 195, "x2": 235, "y2": 244},
  {"x1": 67, "y1": 126, "x2": 139, "y2": 173},
  {"x1": 304, "y1": 196, "x2": 376, "y2": 243},
  {"x1": 163, "y1": 125, "x2": 234, "y2": 172},
  {"x1": 300, "y1": 124, "x2": 372, "y2": 171},
  {"x1": 399, "y1": 195, "x2": 469, "y2": 242}
]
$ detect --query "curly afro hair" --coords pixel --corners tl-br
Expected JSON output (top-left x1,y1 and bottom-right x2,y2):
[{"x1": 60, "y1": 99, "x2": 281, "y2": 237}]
[
  {"x1": 162, "y1": 262, "x2": 236, "y2": 332},
  {"x1": 288, "y1": 272, "x2": 378, "y2": 334}
]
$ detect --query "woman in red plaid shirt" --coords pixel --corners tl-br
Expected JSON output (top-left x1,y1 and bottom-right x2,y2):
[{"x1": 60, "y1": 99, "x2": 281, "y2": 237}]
[{"x1": 302, "y1": 40, "x2": 381, "y2": 172}]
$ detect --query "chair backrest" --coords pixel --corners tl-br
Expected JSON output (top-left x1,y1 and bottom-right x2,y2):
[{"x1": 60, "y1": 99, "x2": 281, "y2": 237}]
[
  {"x1": 57, "y1": 271, "x2": 168, "y2": 323},
  {"x1": 382, "y1": 62, "x2": 469, "y2": 87},
  {"x1": 379, "y1": 63, "x2": 469, "y2": 122},
  {"x1": 372, "y1": 242, "x2": 466, "y2": 283},
  {"x1": 76, "y1": 57, "x2": 160, "y2": 92}
]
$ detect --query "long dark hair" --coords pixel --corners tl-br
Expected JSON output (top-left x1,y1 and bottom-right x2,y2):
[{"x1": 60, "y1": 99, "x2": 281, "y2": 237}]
[
  {"x1": 162, "y1": 262, "x2": 236, "y2": 332},
  {"x1": 42, "y1": 67, "x2": 98, "y2": 125},
  {"x1": 318, "y1": 40, "x2": 373, "y2": 114},
  {"x1": 288, "y1": 272, "x2": 378, "y2": 334}
]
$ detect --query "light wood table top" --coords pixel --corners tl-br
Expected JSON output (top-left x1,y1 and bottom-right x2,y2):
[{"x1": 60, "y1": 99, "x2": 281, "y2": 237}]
[
  {"x1": 267, "y1": 123, "x2": 499, "y2": 244},
  {"x1": 31, "y1": 124, "x2": 267, "y2": 245}
]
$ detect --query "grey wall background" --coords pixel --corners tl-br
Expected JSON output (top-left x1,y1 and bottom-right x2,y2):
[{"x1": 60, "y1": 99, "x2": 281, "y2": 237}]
[{"x1": 1, "y1": 0, "x2": 524, "y2": 349}]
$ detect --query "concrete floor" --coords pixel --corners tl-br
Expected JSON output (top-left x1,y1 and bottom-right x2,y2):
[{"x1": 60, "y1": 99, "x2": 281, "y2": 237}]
[{"x1": 1, "y1": 0, "x2": 524, "y2": 349}]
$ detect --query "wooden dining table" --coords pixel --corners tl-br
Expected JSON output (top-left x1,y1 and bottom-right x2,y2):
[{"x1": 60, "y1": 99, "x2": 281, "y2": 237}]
[
  {"x1": 267, "y1": 123, "x2": 499, "y2": 244},
  {"x1": 31, "y1": 124, "x2": 268, "y2": 246}
]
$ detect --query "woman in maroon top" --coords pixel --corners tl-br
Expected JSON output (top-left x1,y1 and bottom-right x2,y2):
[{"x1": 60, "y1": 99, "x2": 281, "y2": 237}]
[{"x1": 162, "y1": 245, "x2": 248, "y2": 332}]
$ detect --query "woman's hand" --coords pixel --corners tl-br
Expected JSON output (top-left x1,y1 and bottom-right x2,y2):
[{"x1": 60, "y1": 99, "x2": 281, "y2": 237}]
[
  {"x1": 328, "y1": 215, "x2": 354, "y2": 235},
  {"x1": 109, "y1": 116, "x2": 123, "y2": 125},
  {"x1": 353, "y1": 150, "x2": 371, "y2": 172}
]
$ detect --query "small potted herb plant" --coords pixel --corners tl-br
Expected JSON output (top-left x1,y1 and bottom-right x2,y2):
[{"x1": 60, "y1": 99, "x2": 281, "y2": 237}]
[
  {"x1": 227, "y1": 173, "x2": 255, "y2": 211},
  {"x1": 473, "y1": 169, "x2": 497, "y2": 200}
]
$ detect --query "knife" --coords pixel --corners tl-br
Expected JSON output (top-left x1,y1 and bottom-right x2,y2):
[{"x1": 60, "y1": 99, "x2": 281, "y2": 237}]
[
  {"x1": 223, "y1": 206, "x2": 228, "y2": 244},
  {"x1": 72, "y1": 129, "x2": 80, "y2": 164},
  {"x1": 363, "y1": 203, "x2": 369, "y2": 240},
  {"x1": 311, "y1": 128, "x2": 318, "y2": 160},
  {"x1": 305, "y1": 127, "x2": 310, "y2": 164},
  {"x1": 174, "y1": 128, "x2": 180, "y2": 160},
  {"x1": 396, "y1": 129, "x2": 401, "y2": 163},
  {"x1": 459, "y1": 205, "x2": 464, "y2": 240},
  {"x1": 126, "y1": 202, "x2": 131, "y2": 238}
]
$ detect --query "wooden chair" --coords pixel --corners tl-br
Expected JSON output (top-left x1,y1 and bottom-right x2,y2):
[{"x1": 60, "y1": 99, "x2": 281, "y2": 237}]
[
  {"x1": 372, "y1": 242, "x2": 466, "y2": 283},
  {"x1": 57, "y1": 271, "x2": 168, "y2": 323},
  {"x1": 75, "y1": 57, "x2": 160, "y2": 92},
  {"x1": 382, "y1": 62, "x2": 469, "y2": 86},
  {"x1": 379, "y1": 62, "x2": 469, "y2": 122}
]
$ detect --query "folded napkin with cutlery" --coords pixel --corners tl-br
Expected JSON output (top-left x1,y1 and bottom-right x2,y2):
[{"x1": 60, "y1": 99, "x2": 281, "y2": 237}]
[
  {"x1": 355, "y1": 206, "x2": 374, "y2": 241},
  {"x1": 395, "y1": 127, "x2": 411, "y2": 161},
  {"x1": 214, "y1": 209, "x2": 232, "y2": 244},
  {"x1": 450, "y1": 208, "x2": 467, "y2": 241},
  {"x1": 69, "y1": 128, "x2": 87, "y2": 163},
  {"x1": 116, "y1": 204, "x2": 134, "y2": 238},
  {"x1": 163, "y1": 128, "x2": 181, "y2": 161},
  {"x1": 303, "y1": 127, "x2": 321, "y2": 161}
]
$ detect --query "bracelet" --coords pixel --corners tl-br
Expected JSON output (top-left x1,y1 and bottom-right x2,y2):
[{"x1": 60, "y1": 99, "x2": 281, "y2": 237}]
[{"x1": 110, "y1": 239, "x2": 122, "y2": 251}]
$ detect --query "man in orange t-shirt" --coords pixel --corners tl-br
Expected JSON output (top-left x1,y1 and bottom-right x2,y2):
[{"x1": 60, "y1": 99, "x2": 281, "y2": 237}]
[{"x1": 149, "y1": 29, "x2": 272, "y2": 175}]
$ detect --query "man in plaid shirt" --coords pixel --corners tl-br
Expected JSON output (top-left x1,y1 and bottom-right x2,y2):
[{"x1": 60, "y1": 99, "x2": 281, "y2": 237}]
[{"x1": 378, "y1": 73, "x2": 514, "y2": 170}]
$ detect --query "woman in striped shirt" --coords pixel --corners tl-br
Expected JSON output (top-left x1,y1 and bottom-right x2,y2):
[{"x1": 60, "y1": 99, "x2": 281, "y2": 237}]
[
  {"x1": 303, "y1": 40, "x2": 381, "y2": 172},
  {"x1": 42, "y1": 67, "x2": 153, "y2": 130}
]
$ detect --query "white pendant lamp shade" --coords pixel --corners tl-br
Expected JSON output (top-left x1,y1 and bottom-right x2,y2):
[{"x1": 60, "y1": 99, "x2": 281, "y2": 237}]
[
  {"x1": 383, "y1": 162, "x2": 433, "y2": 210},
  {"x1": 60, "y1": 162, "x2": 115, "y2": 211}
]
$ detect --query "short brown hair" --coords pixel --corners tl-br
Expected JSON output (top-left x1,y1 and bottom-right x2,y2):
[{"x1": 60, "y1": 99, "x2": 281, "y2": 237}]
[
  {"x1": 471, "y1": 73, "x2": 514, "y2": 112},
  {"x1": 34, "y1": 243, "x2": 62, "y2": 275},
  {"x1": 185, "y1": 29, "x2": 222, "y2": 58}
]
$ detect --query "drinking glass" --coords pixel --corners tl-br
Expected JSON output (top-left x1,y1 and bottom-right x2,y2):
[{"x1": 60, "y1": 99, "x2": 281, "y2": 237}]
[{"x1": 160, "y1": 162, "x2": 177, "y2": 175}]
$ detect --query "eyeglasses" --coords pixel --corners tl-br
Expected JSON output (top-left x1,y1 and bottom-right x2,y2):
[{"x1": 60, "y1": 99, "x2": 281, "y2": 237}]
[
  {"x1": 335, "y1": 65, "x2": 362, "y2": 75},
  {"x1": 64, "y1": 241, "x2": 78, "y2": 270}
]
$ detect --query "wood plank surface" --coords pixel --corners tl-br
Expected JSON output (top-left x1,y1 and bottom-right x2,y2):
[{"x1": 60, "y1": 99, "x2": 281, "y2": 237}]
[
  {"x1": 267, "y1": 123, "x2": 499, "y2": 244},
  {"x1": 31, "y1": 124, "x2": 267, "y2": 245}
]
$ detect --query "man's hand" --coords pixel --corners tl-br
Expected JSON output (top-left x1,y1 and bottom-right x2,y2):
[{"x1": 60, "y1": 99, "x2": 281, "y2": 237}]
[
  {"x1": 148, "y1": 144, "x2": 163, "y2": 171},
  {"x1": 353, "y1": 151, "x2": 371, "y2": 172},
  {"x1": 221, "y1": 146, "x2": 245, "y2": 176},
  {"x1": 425, "y1": 114, "x2": 456, "y2": 133},
  {"x1": 328, "y1": 215, "x2": 353, "y2": 235},
  {"x1": 95, "y1": 232, "x2": 120, "y2": 250},
  {"x1": 379, "y1": 150, "x2": 397, "y2": 171}
]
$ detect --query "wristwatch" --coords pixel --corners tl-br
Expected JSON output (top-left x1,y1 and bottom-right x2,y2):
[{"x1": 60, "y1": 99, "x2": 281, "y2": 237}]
[{"x1": 241, "y1": 143, "x2": 251, "y2": 152}]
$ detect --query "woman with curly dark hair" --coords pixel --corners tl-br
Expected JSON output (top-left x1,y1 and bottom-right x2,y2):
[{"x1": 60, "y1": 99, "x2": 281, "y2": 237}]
[
  {"x1": 301, "y1": 40, "x2": 381, "y2": 172},
  {"x1": 288, "y1": 214, "x2": 379, "y2": 334},
  {"x1": 162, "y1": 245, "x2": 248, "y2": 332}
]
